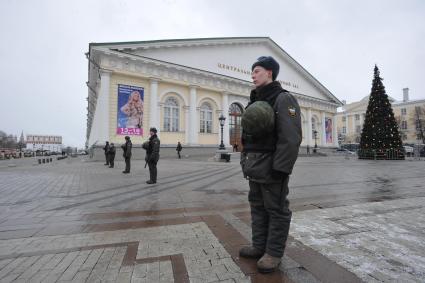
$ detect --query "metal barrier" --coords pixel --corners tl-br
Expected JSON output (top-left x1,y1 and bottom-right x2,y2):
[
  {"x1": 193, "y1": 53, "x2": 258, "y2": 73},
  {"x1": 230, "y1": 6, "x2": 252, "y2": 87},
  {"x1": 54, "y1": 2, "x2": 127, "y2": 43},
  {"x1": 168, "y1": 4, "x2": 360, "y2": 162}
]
[
  {"x1": 37, "y1": 157, "x2": 54, "y2": 164},
  {"x1": 358, "y1": 149, "x2": 405, "y2": 160}
]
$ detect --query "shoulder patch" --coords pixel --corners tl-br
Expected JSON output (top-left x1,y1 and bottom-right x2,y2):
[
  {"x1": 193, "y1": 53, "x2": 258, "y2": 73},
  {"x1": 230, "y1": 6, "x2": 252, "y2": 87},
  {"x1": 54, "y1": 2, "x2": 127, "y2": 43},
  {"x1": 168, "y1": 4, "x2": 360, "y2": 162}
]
[{"x1": 288, "y1": 106, "x2": 297, "y2": 117}]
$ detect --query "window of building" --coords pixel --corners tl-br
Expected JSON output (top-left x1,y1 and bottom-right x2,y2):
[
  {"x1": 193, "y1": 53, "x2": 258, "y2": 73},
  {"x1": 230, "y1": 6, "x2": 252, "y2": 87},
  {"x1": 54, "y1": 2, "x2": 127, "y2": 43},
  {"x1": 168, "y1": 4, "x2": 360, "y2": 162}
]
[
  {"x1": 229, "y1": 103, "x2": 243, "y2": 147},
  {"x1": 417, "y1": 134, "x2": 423, "y2": 140},
  {"x1": 163, "y1": 97, "x2": 179, "y2": 132},
  {"x1": 342, "y1": 116, "x2": 346, "y2": 122},
  {"x1": 401, "y1": 120, "x2": 407, "y2": 130},
  {"x1": 401, "y1": 108, "x2": 407, "y2": 115},
  {"x1": 311, "y1": 117, "x2": 316, "y2": 136},
  {"x1": 356, "y1": 125, "x2": 361, "y2": 133},
  {"x1": 200, "y1": 102, "x2": 213, "y2": 133},
  {"x1": 355, "y1": 114, "x2": 360, "y2": 120},
  {"x1": 342, "y1": 126, "x2": 346, "y2": 134}
]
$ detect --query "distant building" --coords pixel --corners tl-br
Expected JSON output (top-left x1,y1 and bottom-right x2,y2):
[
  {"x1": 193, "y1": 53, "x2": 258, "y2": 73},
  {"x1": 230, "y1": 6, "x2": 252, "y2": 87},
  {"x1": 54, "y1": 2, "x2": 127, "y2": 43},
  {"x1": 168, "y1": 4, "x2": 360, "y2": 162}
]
[
  {"x1": 26, "y1": 135, "x2": 63, "y2": 152},
  {"x1": 336, "y1": 88, "x2": 425, "y2": 145},
  {"x1": 86, "y1": 37, "x2": 343, "y2": 152}
]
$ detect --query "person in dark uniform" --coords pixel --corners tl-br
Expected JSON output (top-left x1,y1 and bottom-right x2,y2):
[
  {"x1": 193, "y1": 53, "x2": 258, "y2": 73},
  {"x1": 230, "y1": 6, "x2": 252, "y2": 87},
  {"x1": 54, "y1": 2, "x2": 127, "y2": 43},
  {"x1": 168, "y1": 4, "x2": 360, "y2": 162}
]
[
  {"x1": 108, "y1": 143, "x2": 116, "y2": 168},
  {"x1": 121, "y1": 136, "x2": 132, "y2": 173},
  {"x1": 103, "y1": 141, "x2": 110, "y2": 166},
  {"x1": 176, "y1": 141, "x2": 182, "y2": 159},
  {"x1": 145, "y1": 127, "x2": 160, "y2": 184},
  {"x1": 239, "y1": 56, "x2": 302, "y2": 273}
]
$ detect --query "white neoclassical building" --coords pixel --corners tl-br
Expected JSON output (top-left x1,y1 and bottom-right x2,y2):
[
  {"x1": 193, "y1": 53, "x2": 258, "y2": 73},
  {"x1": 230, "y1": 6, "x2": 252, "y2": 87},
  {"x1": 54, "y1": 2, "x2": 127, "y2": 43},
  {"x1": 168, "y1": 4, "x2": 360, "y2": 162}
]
[{"x1": 86, "y1": 37, "x2": 342, "y2": 154}]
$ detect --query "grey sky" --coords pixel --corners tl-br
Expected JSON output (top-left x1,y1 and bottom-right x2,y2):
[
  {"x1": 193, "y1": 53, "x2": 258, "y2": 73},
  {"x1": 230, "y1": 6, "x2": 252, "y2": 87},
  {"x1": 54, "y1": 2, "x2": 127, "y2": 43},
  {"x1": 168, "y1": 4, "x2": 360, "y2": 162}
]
[{"x1": 1, "y1": 0, "x2": 424, "y2": 147}]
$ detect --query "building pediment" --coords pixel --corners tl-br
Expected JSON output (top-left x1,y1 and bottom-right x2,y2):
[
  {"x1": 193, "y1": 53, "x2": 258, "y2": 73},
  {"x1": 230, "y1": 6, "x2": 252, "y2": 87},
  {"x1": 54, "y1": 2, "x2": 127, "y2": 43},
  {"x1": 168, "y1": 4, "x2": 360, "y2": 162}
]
[
  {"x1": 343, "y1": 101, "x2": 368, "y2": 113},
  {"x1": 90, "y1": 37, "x2": 341, "y2": 105},
  {"x1": 343, "y1": 95, "x2": 397, "y2": 113}
]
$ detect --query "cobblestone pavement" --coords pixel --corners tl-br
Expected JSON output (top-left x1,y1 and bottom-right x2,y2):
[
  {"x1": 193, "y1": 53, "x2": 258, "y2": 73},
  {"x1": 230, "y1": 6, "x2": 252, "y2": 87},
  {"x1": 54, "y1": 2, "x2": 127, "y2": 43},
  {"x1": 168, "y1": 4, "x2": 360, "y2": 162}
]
[{"x1": 0, "y1": 155, "x2": 424, "y2": 282}]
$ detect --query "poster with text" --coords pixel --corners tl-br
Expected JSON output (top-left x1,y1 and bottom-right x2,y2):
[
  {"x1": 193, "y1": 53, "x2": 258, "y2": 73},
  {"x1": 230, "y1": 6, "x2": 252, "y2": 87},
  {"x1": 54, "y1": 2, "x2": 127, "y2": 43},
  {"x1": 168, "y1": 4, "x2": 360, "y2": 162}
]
[
  {"x1": 325, "y1": 117, "x2": 333, "y2": 143},
  {"x1": 117, "y1": 84, "x2": 144, "y2": 136}
]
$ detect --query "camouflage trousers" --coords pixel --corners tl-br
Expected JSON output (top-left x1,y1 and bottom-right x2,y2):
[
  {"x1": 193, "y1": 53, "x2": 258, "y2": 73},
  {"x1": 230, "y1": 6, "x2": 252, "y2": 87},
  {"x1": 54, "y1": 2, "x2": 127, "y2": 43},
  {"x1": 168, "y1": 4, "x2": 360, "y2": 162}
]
[{"x1": 248, "y1": 177, "x2": 292, "y2": 258}]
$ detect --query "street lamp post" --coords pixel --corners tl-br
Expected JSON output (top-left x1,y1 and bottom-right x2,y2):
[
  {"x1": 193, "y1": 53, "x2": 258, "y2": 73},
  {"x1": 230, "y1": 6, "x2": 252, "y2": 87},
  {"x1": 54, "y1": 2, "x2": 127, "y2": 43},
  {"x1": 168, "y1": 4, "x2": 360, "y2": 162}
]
[
  {"x1": 313, "y1": 130, "x2": 318, "y2": 153},
  {"x1": 219, "y1": 114, "x2": 226, "y2": 150}
]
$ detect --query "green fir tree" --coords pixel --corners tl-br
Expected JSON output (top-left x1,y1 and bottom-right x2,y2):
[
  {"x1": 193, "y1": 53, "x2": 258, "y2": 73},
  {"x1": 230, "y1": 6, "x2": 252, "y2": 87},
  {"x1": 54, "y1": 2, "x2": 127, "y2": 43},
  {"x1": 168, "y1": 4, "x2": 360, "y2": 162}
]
[{"x1": 359, "y1": 65, "x2": 404, "y2": 160}]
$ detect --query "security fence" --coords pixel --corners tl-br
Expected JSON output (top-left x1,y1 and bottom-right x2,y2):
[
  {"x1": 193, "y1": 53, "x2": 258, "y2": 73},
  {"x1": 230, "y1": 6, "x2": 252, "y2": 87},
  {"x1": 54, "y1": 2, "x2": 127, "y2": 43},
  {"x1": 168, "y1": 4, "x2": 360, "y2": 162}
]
[{"x1": 358, "y1": 149, "x2": 405, "y2": 160}]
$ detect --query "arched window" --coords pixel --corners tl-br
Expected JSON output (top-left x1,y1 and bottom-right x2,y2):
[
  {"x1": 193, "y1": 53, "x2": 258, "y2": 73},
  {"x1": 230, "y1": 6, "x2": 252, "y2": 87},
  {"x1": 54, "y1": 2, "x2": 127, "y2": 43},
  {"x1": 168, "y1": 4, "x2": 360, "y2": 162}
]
[
  {"x1": 229, "y1": 103, "x2": 243, "y2": 149},
  {"x1": 200, "y1": 102, "x2": 213, "y2": 133},
  {"x1": 229, "y1": 103, "x2": 243, "y2": 115},
  {"x1": 163, "y1": 97, "x2": 179, "y2": 132}
]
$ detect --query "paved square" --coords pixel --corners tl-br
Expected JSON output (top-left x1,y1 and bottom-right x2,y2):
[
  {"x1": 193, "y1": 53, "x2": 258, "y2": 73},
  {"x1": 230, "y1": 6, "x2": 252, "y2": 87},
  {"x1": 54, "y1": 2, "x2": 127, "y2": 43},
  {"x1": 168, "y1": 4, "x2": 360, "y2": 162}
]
[{"x1": 0, "y1": 155, "x2": 424, "y2": 282}]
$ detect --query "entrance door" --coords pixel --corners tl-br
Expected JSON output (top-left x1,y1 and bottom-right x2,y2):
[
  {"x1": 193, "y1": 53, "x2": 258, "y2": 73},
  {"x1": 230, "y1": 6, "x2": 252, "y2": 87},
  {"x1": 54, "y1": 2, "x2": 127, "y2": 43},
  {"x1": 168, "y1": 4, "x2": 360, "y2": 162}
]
[{"x1": 229, "y1": 103, "x2": 243, "y2": 152}]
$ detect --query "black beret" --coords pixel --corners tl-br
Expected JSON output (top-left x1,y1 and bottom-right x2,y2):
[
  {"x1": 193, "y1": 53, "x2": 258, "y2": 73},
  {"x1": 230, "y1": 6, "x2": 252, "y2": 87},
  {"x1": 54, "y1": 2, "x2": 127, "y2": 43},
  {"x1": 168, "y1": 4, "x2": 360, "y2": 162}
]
[
  {"x1": 252, "y1": 56, "x2": 280, "y2": 81},
  {"x1": 150, "y1": 127, "x2": 158, "y2": 133}
]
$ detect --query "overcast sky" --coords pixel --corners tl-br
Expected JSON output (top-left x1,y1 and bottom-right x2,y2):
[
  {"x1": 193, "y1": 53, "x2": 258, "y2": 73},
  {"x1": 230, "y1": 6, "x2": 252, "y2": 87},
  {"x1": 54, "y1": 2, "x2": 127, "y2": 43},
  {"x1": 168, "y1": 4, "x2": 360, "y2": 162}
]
[{"x1": 1, "y1": 0, "x2": 424, "y2": 147}]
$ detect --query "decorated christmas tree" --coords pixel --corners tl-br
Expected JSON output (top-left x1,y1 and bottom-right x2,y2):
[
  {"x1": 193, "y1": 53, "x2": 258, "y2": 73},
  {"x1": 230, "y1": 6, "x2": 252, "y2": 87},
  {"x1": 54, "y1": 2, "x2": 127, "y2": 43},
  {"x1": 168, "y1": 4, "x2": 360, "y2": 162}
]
[{"x1": 358, "y1": 65, "x2": 404, "y2": 160}]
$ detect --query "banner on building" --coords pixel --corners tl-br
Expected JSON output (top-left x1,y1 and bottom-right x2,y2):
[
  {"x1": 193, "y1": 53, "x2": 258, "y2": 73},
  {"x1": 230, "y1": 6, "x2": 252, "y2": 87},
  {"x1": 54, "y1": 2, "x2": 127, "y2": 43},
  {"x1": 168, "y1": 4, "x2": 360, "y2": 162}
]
[
  {"x1": 325, "y1": 117, "x2": 333, "y2": 143},
  {"x1": 117, "y1": 84, "x2": 144, "y2": 136}
]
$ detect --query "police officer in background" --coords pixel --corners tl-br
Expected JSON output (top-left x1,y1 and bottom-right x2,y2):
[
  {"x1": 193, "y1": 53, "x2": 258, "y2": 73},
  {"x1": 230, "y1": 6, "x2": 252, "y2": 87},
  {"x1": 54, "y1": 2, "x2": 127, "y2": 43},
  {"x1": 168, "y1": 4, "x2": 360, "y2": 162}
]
[
  {"x1": 176, "y1": 141, "x2": 182, "y2": 159},
  {"x1": 239, "y1": 56, "x2": 302, "y2": 273},
  {"x1": 121, "y1": 136, "x2": 132, "y2": 174},
  {"x1": 145, "y1": 127, "x2": 160, "y2": 184},
  {"x1": 103, "y1": 141, "x2": 110, "y2": 166},
  {"x1": 108, "y1": 143, "x2": 116, "y2": 168}
]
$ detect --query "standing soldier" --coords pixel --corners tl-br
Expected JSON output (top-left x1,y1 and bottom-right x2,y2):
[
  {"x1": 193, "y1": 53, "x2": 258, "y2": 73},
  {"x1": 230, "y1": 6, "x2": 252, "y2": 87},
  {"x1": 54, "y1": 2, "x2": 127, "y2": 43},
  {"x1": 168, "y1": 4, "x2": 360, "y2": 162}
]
[
  {"x1": 239, "y1": 56, "x2": 302, "y2": 273},
  {"x1": 103, "y1": 141, "x2": 110, "y2": 166},
  {"x1": 108, "y1": 143, "x2": 116, "y2": 168},
  {"x1": 121, "y1": 136, "x2": 132, "y2": 174},
  {"x1": 146, "y1": 127, "x2": 160, "y2": 184},
  {"x1": 176, "y1": 141, "x2": 182, "y2": 159}
]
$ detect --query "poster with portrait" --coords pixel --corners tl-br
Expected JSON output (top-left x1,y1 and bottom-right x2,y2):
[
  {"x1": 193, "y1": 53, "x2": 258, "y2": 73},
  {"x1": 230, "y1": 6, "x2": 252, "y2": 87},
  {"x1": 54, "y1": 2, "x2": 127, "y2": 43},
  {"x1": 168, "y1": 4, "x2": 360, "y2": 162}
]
[
  {"x1": 325, "y1": 117, "x2": 333, "y2": 143},
  {"x1": 117, "y1": 84, "x2": 144, "y2": 136}
]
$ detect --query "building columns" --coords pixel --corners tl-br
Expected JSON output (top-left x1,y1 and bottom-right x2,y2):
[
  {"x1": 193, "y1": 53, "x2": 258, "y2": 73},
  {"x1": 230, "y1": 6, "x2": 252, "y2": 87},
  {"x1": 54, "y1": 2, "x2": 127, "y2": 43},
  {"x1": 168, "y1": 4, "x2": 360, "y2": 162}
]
[
  {"x1": 306, "y1": 108, "x2": 312, "y2": 146},
  {"x1": 321, "y1": 111, "x2": 326, "y2": 146},
  {"x1": 149, "y1": 78, "x2": 159, "y2": 130},
  {"x1": 98, "y1": 69, "x2": 112, "y2": 143},
  {"x1": 188, "y1": 85, "x2": 198, "y2": 145},
  {"x1": 222, "y1": 92, "x2": 230, "y2": 147},
  {"x1": 333, "y1": 115, "x2": 339, "y2": 146},
  {"x1": 184, "y1": 106, "x2": 190, "y2": 144},
  {"x1": 345, "y1": 114, "x2": 349, "y2": 135}
]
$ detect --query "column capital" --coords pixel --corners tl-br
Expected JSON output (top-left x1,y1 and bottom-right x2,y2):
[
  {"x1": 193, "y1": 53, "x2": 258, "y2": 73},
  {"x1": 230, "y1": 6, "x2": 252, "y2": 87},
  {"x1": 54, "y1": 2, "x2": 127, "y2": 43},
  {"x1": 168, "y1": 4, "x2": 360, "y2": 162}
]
[
  {"x1": 189, "y1": 85, "x2": 199, "y2": 90},
  {"x1": 99, "y1": 68, "x2": 113, "y2": 75},
  {"x1": 149, "y1": 77, "x2": 161, "y2": 83}
]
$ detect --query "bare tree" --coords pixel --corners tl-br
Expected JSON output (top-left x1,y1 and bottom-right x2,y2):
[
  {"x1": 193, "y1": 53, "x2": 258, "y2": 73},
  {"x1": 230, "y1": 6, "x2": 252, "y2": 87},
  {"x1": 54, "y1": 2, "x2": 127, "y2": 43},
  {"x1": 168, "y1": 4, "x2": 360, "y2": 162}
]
[{"x1": 413, "y1": 105, "x2": 425, "y2": 143}]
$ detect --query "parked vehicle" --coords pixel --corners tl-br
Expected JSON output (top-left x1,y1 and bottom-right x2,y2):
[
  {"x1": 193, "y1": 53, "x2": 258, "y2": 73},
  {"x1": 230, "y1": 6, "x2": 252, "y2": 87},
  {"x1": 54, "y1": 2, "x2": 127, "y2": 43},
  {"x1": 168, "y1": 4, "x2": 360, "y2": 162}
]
[
  {"x1": 340, "y1": 143, "x2": 360, "y2": 153},
  {"x1": 23, "y1": 151, "x2": 33, "y2": 157},
  {"x1": 0, "y1": 148, "x2": 17, "y2": 159},
  {"x1": 403, "y1": 146, "x2": 414, "y2": 157},
  {"x1": 334, "y1": 148, "x2": 356, "y2": 155}
]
